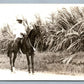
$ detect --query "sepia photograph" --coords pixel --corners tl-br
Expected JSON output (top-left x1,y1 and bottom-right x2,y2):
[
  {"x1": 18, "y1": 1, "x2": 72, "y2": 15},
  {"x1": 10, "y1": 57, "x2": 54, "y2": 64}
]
[{"x1": 0, "y1": 4, "x2": 84, "y2": 80}]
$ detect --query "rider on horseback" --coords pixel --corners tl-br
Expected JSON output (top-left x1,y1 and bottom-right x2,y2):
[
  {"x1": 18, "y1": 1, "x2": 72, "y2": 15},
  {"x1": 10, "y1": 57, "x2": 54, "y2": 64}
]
[{"x1": 14, "y1": 16, "x2": 36, "y2": 52}]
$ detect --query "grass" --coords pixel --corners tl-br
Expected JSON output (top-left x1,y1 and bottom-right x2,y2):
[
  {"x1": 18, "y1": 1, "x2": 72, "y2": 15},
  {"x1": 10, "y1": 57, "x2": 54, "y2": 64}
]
[{"x1": 0, "y1": 51, "x2": 84, "y2": 75}]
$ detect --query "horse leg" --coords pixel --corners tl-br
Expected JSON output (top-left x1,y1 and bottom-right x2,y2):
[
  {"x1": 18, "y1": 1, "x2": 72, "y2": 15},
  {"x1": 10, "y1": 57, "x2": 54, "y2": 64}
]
[
  {"x1": 9, "y1": 53, "x2": 13, "y2": 72},
  {"x1": 26, "y1": 53, "x2": 30, "y2": 73},
  {"x1": 13, "y1": 53, "x2": 17, "y2": 72},
  {"x1": 31, "y1": 53, "x2": 34, "y2": 73}
]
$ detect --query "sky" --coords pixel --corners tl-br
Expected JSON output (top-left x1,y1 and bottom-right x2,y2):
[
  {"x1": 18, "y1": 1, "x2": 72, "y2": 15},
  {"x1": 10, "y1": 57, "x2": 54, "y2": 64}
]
[{"x1": 0, "y1": 4, "x2": 84, "y2": 34}]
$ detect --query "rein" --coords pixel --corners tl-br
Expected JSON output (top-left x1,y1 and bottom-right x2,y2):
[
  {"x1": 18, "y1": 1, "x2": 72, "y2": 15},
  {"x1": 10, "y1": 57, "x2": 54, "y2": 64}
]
[{"x1": 28, "y1": 38, "x2": 36, "y2": 51}]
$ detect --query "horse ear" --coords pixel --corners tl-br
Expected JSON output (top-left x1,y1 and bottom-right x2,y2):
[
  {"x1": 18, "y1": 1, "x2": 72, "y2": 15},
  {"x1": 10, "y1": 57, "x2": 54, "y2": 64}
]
[
  {"x1": 35, "y1": 24, "x2": 37, "y2": 28},
  {"x1": 34, "y1": 24, "x2": 37, "y2": 30},
  {"x1": 35, "y1": 25, "x2": 40, "y2": 30},
  {"x1": 20, "y1": 33, "x2": 25, "y2": 37}
]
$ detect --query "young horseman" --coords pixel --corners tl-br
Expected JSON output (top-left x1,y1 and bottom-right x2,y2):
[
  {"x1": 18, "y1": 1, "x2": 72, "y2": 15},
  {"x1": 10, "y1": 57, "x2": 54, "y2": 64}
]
[
  {"x1": 13, "y1": 17, "x2": 27, "y2": 40},
  {"x1": 14, "y1": 17, "x2": 36, "y2": 56},
  {"x1": 13, "y1": 16, "x2": 36, "y2": 52}
]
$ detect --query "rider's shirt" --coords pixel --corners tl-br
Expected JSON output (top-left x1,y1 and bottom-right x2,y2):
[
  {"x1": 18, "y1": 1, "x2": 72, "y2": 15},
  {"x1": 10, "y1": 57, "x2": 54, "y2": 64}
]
[{"x1": 12, "y1": 21, "x2": 26, "y2": 40}]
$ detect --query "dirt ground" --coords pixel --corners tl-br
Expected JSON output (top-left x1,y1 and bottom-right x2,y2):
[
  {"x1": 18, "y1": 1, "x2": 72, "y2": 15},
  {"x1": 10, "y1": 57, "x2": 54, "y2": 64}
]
[
  {"x1": 0, "y1": 69, "x2": 84, "y2": 80},
  {"x1": 0, "y1": 52, "x2": 84, "y2": 80}
]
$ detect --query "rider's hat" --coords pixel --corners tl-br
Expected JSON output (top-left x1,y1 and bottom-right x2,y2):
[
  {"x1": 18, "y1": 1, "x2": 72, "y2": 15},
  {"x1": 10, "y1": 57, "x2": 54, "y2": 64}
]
[{"x1": 16, "y1": 16, "x2": 23, "y2": 23}]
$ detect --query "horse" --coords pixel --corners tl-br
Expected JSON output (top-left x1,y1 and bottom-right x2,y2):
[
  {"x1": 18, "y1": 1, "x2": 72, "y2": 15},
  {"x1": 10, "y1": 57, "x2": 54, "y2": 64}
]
[{"x1": 7, "y1": 25, "x2": 42, "y2": 73}]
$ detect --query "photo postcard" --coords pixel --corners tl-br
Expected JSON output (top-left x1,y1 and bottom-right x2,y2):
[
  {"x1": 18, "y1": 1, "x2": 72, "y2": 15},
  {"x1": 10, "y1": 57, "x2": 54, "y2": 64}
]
[{"x1": 0, "y1": 4, "x2": 84, "y2": 80}]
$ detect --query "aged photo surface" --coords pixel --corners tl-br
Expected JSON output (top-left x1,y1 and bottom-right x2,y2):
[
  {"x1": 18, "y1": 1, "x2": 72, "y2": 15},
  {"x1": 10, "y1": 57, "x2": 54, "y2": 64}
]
[{"x1": 0, "y1": 4, "x2": 84, "y2": 80}]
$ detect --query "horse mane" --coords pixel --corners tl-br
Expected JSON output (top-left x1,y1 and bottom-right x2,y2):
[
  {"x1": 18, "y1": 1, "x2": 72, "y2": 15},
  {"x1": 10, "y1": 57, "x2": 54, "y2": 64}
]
[
  {"x1": 28, "y1": 25, "x2": 41, "y2": 47},
  {"x1": 28, "y1": 25, "x2": 40, "y2": 38}
]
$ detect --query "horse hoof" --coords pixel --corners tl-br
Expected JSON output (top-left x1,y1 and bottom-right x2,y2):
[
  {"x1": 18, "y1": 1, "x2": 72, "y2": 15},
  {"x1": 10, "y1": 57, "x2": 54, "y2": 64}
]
[
  {"x1": 11, "y1": 69, "x2": 13, "y2": 72},
  {"x1": 11, "y1": 71, "x2": 13, "y2": 73},
  {"x1": 32, "y1": 71, "x2": 34, "y2": 74},
  {"x1": 13, "y1": 67, "x2": 16, "y2": 73},
  {"x1": 32, "y1": 72, "x2": 34, "y2": 75},
  {"x1": 28, "y1": 71, "x2": 31, "y2": 73}
]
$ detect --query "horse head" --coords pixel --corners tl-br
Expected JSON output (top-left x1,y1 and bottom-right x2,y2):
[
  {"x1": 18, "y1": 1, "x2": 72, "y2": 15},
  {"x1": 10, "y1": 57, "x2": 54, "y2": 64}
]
[{"x1": 28, "y1": 24, "x2": 42, "y2": 48}]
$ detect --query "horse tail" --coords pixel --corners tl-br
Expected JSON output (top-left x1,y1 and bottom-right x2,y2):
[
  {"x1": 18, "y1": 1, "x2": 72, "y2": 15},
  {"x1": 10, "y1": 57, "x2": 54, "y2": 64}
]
[{"x1": 7, "y1": 40, "x2": 13, "y2": 57}]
